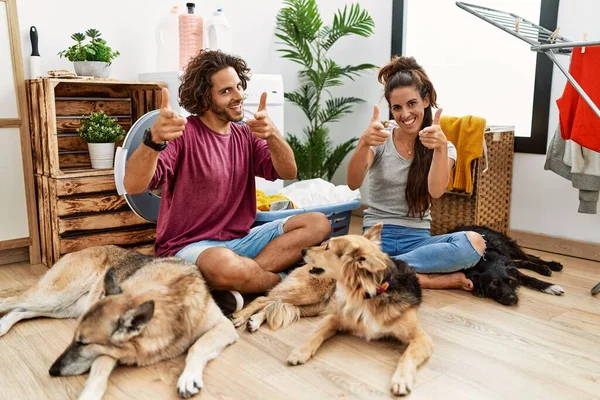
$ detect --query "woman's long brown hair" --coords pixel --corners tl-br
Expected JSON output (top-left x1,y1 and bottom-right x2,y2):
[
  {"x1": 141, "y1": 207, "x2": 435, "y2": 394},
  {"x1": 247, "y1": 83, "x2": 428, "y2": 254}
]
[{"x1": 378, "y1": 56, "x2": 438, "y2": 218}]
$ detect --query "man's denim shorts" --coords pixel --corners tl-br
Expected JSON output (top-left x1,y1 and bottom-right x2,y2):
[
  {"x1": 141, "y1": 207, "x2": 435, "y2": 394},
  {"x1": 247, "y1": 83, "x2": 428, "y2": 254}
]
[{"x1": 176, "y1": 216, "x2": 292, "y2": 264}]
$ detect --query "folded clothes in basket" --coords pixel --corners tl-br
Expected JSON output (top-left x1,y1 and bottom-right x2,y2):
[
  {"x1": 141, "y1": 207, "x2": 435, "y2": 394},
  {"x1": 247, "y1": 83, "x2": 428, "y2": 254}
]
[
  {"x1": 440, "y1": 115, "x2": 486, "y2": 195},
  {"x1": 278, "y1": 178, "x2": 361, "y2": 208},
  {"x1": 256, "y1": 190, "x2": 296, "y2": 211}
]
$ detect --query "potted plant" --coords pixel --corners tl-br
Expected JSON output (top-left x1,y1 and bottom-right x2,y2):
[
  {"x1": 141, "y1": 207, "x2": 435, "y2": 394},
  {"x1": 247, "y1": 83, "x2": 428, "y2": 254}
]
[
  {"x1": 275, "y1": 0, "x2": 377, "y2": 181},
  {"x1": 78, "y1": 111, "x2": 125, "y2": 169},
  {"x1": 58, "y1": 29, "x2": 120, "y2": 78}
]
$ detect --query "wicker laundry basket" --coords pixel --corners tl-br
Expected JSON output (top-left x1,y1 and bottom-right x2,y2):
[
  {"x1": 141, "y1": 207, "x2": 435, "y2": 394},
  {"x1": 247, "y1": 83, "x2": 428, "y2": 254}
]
[{"x1": 430, "y1": 127, "x2": 515, "y2": 236}]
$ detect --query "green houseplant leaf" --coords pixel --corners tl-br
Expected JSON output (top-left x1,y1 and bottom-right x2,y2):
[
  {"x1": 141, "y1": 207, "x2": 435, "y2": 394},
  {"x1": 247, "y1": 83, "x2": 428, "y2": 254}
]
[
  {"x1": 78, "y1": 111, "x2": 126, "y2": 144},
  {"x1": 321, "y1": 3, "x2": 375, "y2": 50},
  {"x1": 58, "y1": 29, "x2": 120, "y2": 64},
  {"x1": 275, "y1": 0, "x2": 377, "y2": 181}
]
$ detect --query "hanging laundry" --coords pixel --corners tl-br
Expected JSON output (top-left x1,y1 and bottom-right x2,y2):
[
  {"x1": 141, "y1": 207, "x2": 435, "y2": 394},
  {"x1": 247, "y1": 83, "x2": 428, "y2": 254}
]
[
  {"x1": 440, "y1": 115, "x2": 486, "y2": 194},
  {"x1": 556, "y1": 46, "x2": 600, "y2": 153},
  {"x1": 544, "y1": 125, "x2": 600, "y2": 214}
]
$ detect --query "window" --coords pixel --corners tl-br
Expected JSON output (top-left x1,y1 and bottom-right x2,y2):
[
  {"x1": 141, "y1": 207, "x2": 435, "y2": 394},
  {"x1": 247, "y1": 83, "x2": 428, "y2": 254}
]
[{"x1": 391, "y1": 0, "x2": 560, "y2": 154}]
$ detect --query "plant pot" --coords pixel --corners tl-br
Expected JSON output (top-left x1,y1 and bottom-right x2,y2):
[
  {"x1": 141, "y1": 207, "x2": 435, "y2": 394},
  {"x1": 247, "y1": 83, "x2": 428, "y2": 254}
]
[
  {"x1": 74, "y1": 61, "x2": 111, "y2": 78},
  {"x1": 88, "y1": 142, "x2": 115, "y2": 169}
]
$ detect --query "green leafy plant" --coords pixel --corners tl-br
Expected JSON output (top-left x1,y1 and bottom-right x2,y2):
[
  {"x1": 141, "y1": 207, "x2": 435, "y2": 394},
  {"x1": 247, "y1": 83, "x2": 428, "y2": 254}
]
[
  {"x1": 78, "y1": 111, "x2": 125, "y2": 143},
  {"x1": 275, "y1": 0, "x2": 377, "y2": 181},
  {"x1": 58, "y1": 29, "x2": 120, "y2": 64}
]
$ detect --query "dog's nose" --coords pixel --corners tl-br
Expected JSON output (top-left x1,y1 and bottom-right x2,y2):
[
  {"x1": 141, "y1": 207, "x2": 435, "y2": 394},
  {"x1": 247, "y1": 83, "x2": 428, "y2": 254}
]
[
  {"x1": 301, "y1": 248, "x2": 307, "y2": 257},
  {"x1": 502, "y1": 295, "x2": 518, "y2": 306},
  {"x1": 49, "y1": 363, "x2": 61, "y2": 377}
]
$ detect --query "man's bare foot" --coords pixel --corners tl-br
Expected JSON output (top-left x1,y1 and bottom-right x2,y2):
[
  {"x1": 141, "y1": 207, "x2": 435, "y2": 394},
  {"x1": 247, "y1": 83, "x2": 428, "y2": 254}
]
[{"x1": 417, "y1": 272, "x2": 473, "y2": 291}]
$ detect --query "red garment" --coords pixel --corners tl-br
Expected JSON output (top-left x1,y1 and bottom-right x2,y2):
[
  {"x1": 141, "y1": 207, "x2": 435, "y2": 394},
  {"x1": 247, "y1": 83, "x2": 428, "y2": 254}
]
[{"x1": 556, "y1": 46, "x2": 600, "y2": 152}]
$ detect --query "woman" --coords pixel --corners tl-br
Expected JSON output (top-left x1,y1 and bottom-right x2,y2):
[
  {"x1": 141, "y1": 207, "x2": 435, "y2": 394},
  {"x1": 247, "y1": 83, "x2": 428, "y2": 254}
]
[{"x1": 347, "y1": 56, "x2": 485, "y2": 290}]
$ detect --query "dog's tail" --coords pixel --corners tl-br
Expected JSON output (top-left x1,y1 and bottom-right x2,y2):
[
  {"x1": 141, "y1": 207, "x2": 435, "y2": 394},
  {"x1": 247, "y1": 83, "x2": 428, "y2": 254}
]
[{"x1": 264, "y1": 301, "x2": 301, "y2": 331}]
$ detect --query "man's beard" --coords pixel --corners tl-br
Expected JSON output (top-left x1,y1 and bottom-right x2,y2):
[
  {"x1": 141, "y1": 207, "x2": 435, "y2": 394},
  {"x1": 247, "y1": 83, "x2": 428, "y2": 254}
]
[{"x1": 209, "y1": 100, "x2": 244, "y2": 123}]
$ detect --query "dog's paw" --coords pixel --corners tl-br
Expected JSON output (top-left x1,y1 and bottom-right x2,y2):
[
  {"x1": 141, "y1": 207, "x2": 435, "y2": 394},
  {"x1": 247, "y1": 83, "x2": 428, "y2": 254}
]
[
  {"x1": 538, "y1": 266, "x2": 553, "y2": 276},
  {"x1": 390, "y1": 368, "x2": 415, "y2": 396},
  {"x1": 0, "y1": 315, "x2": 12, "y2": 337},
  {"x1": 77, "y1": 388, "x2": 105, "y2": 400},
  {"x1": 543, "y1": 284, "x2": 564, "y2": 296},
  {"x1": 231, "y1": 314, "x2": 247, "y2": 329},
  {"x1": 247, "y1": 316, "x2": 261, "y2": 333},
  {"x1": 287, "y1": 347, "x2": 312, "y2": 366},
  {"x1": 177, "y1": 369, "x2": 203, "y2": 398},
  {"x1": 548, "y1": 261, "x2": 563, "y2": 271}
]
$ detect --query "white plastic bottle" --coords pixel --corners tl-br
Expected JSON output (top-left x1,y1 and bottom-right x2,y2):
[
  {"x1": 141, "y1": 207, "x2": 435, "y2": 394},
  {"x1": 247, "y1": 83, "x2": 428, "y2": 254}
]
[
  {"x1": 205, "y1": 7, "x2": 232, "y2": 54},
  {"x1": 155, "y1": 6, "x2": 181, "y2": 72}
]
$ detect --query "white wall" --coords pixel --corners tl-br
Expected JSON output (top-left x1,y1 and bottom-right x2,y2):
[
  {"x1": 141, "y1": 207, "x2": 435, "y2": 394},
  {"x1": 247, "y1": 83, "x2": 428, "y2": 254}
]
[
  {"x1": 0, "y1": 2, "x2": 18, "y2": 119},
  {"x1": 0, "y1": 128, "x2": 29, "y2": 240},
  {"x1": 9, "y1": 0, "x2": 599, "y2": 244},
  {"x1": 0, "y1": 1, "x2": 28, "y2": 241},
  {"x1": 404, "y1": 0, "x2": 540, "y2": 138},
  {"x1": 5, "y1": 0, "x2": 390, "y2": 242},
  {"x1": 510, "y1": 0, "x2": 600, "y2": 243},
  {"x1": 398, "y1": 0, "x2": 599, "y2": 244},
  {"x1": 16, "y1": 0, "x2": 391, "y2": 149}
]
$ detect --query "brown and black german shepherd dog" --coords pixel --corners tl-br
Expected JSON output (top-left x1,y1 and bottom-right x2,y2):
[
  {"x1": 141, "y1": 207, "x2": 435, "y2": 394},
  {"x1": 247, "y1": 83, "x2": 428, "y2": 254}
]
[{"x1": 0, "y1": 245, "x2": 238, "y2": 400}]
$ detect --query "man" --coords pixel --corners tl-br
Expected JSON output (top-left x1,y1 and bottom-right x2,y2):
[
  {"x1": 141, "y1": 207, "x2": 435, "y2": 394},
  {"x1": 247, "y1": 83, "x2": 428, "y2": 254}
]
[{"x1": 124, "y1": 50, "x2": 331, "y2": 315}]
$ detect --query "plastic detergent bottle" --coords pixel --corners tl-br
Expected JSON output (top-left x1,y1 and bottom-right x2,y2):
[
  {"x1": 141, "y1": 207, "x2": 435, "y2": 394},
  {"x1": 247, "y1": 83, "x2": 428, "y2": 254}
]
[
  {"x1": 155, "y1": 6, "x2": 180, "y2": 72},
  {"x1": 205, "y1": 7, "x2": 232, "y2": 54},
  {"x1": 179, "y1": 2, "x2": 204, "y2": 70}
]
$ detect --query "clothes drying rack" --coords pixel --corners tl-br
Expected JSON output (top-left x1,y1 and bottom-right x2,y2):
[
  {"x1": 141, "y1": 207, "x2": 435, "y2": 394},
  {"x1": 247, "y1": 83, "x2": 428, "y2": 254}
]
[
  {"x1": 456, "y1": 1, "x2": 600, "y2": 120},
  {"x1": 456, "y1": 2, "x2": 600, "y2": 296}
]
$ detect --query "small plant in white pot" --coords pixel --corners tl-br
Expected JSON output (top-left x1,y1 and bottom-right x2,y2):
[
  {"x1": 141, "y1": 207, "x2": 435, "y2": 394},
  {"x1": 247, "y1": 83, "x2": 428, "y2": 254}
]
[
  {"x1": 78, "y1": 111, "x2": 125, "y2": 169},
  {"x1": 58, "y1": 29, "x2": 120, "y2": 78}
]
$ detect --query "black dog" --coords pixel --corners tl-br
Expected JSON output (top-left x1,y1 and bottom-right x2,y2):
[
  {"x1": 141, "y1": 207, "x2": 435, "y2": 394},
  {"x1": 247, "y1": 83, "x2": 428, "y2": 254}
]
[{"x1": 451, "y1": 225, "x2": 565, "y2": 306}]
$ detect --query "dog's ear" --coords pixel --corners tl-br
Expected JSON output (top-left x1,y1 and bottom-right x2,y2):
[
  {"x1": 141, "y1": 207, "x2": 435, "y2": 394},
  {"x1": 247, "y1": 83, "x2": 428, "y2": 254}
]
[
  {"x1": 117, "y1": 300, "x2": 154, "y2": 338},
  {"x1": 466, "y1": 270, "x2": 486, "y2": 297},
  {"x1": 363, "y1": 223, "x2": 383, "y2": 245},
  {"x1": 356, "y1": 254, "x2": 388, "y2": 273},
  {"x1": 467, "y1": 272, "x2": 485, "y2": 297},
  {"x1": 104, "y1": 268, "x2": 122, "y2": 296},
  {"x1": 472, "y1": 285, "x2": 486, "y2": 298},
  {"x1": 465, "y1": 271, "x2": 481, "y2": 285},
  {"x1": 506, "y1": 268, "x2": 520, "y2": 286},
  {"x1": 342, "y1": 240, "x2": 360, "y2": 255}
]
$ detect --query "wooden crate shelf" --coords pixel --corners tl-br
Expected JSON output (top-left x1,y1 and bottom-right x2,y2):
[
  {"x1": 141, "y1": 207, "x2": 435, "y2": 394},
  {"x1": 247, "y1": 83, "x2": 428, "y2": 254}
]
[
  {"x1": 26, "y1": 79, "x2": 163, "y2": 266},
  {"x1": 26, "y1": 78, "x2": 163, "y2": 177},
  {"x1": 36, "y1": 174, "x2": 156, "y2": 267}
]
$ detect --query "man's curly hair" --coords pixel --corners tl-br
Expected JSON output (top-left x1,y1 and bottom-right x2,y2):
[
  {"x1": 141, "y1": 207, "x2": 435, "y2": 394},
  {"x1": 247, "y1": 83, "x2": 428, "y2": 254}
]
[{"x1": 179, "y1": 50, "x2": 251, "y2": 115}]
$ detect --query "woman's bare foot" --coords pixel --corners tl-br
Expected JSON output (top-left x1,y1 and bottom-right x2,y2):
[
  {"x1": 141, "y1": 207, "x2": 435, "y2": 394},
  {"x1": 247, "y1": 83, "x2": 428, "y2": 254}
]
[{"x1": 417, "y1": 272, "x2": 473, "y2": 291}]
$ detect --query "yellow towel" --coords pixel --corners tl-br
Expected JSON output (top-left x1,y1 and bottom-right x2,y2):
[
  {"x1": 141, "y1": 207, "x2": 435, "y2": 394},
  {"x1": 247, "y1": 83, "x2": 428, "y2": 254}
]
[
  {"x1": 440, "y1": 115, "x2": 486, "y2": 194},
  {"x1": 256, "y1": 190, "x2": 295, "y2": 211}
]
